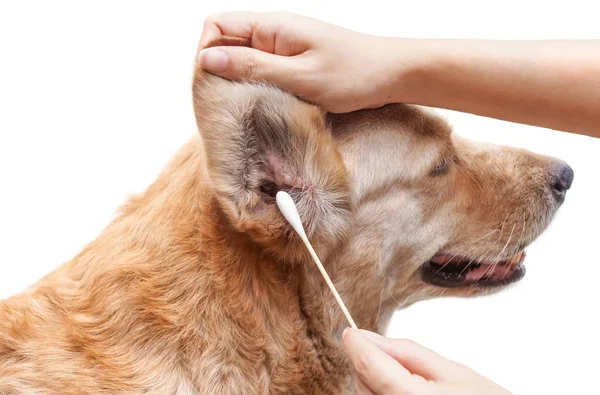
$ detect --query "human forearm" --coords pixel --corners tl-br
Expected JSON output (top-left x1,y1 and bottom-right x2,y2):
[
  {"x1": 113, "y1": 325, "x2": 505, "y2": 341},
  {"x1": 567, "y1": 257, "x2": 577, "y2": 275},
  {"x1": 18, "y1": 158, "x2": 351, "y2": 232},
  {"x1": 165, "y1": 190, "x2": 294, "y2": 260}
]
[{"x1": 389, "y1": 38, "x2": 600, "y2": 137}]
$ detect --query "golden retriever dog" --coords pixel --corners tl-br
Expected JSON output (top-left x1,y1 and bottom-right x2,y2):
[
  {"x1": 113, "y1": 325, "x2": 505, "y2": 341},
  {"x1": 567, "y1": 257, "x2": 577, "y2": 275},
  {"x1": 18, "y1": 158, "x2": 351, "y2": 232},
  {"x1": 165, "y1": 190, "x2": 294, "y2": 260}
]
[{"x1": 0, "y1": 38, "x2": 573, "y2": 394}]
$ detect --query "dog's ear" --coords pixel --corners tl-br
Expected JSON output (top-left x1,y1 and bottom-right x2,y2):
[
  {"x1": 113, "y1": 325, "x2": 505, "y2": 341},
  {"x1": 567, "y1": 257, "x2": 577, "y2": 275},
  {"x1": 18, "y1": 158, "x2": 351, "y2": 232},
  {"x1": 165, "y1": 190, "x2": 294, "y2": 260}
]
[{"x1": 192, "y1": 39, "x2": 352, "y2": 259}]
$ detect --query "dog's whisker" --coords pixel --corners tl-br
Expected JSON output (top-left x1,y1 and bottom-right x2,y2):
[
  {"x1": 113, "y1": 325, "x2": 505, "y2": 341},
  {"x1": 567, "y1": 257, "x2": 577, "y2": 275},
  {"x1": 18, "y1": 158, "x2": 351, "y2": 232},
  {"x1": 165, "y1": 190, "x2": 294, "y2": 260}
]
[
  {"x1": 434, "y1": 249, "x2": 466, "y2": 274},
  {"x1": 494, "y1": 223, "x2": 517, "y2": 263},
  {"x1": 502, "y1": 220, "x2": 528, "y2": 277},
  {"x1": 475, "y1": 231, "x2": 498, "y2": 262},
  {"x1": 436, "y1": 227, "x2": 499, "y2": 278},
  {"x1": 458, "y1": 256, "x2": 478, "y2": 276},
  {"x1": 477, "y1": 214, "x2": 508, "y2": 266},
  {"x1": 481, "y1": 223, "x2": 516, "y2": 280},
  {"x1": 472, "y1": 228, "x2": 499, "y2": 244}
]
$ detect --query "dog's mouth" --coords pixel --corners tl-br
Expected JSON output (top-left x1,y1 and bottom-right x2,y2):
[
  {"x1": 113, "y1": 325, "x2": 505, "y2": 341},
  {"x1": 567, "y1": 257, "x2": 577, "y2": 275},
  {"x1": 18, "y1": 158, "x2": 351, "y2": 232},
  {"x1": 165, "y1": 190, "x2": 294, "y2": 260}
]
[{"x1": 420, "y1": 251, "x2": 526, "y2": 288}]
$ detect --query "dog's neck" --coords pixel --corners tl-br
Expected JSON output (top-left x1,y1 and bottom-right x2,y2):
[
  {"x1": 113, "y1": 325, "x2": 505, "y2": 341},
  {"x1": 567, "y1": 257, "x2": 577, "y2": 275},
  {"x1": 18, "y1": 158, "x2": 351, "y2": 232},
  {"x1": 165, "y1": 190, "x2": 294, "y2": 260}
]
[
  {"x1": 57, "y1": 136, "x2": 407, "y2": 392},
  {"x1": 64, "y1": 137, "x2": 373, "y2": 391}
]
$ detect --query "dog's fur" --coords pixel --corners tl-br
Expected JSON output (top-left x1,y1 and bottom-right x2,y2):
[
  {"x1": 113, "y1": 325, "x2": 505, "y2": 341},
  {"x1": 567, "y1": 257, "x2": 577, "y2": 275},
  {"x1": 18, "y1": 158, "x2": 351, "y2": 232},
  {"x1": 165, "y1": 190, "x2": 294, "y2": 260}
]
[{"x1": 0, "y1": 39, "x2": 571, "y2": 394}]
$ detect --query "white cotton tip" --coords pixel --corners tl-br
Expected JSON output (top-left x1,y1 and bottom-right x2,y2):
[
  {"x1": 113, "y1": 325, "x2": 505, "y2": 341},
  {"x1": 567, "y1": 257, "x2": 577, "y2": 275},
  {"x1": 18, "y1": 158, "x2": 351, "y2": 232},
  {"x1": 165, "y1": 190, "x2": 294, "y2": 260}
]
[{"x1": 276, "y1": 191, "x2": 308, "y2": 240}]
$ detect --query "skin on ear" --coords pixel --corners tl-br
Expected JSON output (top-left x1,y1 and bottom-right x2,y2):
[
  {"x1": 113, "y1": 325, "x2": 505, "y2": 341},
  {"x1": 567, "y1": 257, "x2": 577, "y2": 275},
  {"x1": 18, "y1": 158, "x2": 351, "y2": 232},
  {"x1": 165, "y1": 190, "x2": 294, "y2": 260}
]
[{"x1": 192, "y1": 58, "x2": 353, "y2": 260}]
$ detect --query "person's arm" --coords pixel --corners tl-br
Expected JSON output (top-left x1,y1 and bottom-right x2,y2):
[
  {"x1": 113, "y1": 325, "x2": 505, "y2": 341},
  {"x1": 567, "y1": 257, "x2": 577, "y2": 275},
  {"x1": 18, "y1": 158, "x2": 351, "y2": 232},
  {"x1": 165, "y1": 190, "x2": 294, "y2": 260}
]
[
  {"x1": 388, "y1": 38, "x2": 600, "y2": 138},
  {"x1": 197, "y1": 12, "x2": 600, "y2": 138}
]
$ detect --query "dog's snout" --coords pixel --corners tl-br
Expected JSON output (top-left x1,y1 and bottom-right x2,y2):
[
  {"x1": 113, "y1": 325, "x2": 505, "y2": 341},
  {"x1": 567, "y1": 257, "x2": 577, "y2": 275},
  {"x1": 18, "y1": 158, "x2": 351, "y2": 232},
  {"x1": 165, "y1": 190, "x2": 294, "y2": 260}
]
[{"x1": 549, "y1": 160, "x2": 574, "y2": 201}]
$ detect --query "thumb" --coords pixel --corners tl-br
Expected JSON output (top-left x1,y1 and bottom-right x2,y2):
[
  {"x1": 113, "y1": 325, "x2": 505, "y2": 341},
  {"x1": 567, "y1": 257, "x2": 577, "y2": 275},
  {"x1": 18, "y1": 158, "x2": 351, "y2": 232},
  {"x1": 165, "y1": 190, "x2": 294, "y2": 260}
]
[
  {"x1": 342, "y1": 328, "x2": 424, "y2": 395},
  {"x1": 197, "y1": 46, "x2": 296, "y2": 87}
]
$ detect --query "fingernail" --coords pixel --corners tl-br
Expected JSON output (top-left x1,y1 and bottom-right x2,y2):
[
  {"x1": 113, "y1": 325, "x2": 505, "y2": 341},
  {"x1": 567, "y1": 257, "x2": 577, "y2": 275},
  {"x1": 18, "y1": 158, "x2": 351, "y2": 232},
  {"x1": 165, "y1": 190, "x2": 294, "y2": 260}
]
[
  {"x1": 198, "y1": 49, "x2": 228, "y2": 72},
  {"x1": 342, "y1": 327, "x2": 351, "y2": 340},
  {"x1": 359, "y1": 329, "x2": 383, "y2": 340}
]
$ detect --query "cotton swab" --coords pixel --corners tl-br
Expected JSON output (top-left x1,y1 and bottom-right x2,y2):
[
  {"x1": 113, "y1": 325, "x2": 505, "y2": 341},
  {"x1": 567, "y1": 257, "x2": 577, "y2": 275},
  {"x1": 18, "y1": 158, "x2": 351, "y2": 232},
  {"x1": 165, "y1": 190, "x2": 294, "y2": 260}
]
[{"x1": 275, "y1": 191, "x2": 358, "y2": 330}]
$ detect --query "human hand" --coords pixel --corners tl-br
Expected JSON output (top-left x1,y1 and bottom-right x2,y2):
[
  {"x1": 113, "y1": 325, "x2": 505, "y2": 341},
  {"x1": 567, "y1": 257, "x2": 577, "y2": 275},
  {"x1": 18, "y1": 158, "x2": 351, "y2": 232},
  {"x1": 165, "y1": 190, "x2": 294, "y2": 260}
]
[
  {"x1": 342, "y1": 328, "x2": 513, "y2": 395},
  {"x1": 197, "y1": 11, "x2": 410, "y2": 113},
  {"x1": 197, "y1": 12, "x2": 600, "y2": 136}
]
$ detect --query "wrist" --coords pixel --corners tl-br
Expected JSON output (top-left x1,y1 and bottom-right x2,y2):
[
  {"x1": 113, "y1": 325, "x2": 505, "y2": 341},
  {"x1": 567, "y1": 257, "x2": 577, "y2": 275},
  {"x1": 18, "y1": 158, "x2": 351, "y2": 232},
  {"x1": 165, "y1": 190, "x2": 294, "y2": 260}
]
[
  {"x1": 378, "y1": 38, "x2": 458, "y2": 107},
  {"x1": 382, "y1": 37, "x2": 450, "y2": 106},
  {"x1": 354, "y1": 35, "x2": 455, "y2": 110}
]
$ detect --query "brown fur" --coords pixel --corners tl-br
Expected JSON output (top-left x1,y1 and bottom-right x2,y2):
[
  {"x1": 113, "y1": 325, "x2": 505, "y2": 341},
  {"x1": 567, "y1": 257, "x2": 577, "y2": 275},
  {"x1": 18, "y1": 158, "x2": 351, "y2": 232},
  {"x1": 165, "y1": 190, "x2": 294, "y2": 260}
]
[{"x1": 0, "y1": 38, "x2": 570, "y2": 394}]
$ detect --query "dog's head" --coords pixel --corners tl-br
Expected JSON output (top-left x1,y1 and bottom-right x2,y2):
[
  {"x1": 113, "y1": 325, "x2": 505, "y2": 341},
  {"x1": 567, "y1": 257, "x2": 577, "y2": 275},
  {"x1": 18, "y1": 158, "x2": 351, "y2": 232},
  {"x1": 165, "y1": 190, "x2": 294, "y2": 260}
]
[
  {"x1": 326, "y1": 105, "x2": 573, "y2": 307},
  {"x1": 192, "y1": 42, "x2": 573, "y2": 315}
]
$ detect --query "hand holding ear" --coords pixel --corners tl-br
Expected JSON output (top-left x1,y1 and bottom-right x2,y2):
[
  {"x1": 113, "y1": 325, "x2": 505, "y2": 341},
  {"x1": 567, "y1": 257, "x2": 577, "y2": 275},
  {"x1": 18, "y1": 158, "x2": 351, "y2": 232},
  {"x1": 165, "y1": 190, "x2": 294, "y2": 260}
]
[
  {"x1": 197, "y1": 12, "x2": 600, "y2": 137},
  {"x1": 342, "y1": 329, "x2": 513, "y2": 395},
  {"x1": 197, "y1": 11, "x2": 405, "y2": 113}
]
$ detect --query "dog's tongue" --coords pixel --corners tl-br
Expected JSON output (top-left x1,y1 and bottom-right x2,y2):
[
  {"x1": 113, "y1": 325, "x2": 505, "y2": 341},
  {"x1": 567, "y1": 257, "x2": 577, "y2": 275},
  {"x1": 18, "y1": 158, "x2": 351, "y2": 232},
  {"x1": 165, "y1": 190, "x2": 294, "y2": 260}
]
[{"x1": 464, "y1": 262, "x2": 520, "y2": 281}]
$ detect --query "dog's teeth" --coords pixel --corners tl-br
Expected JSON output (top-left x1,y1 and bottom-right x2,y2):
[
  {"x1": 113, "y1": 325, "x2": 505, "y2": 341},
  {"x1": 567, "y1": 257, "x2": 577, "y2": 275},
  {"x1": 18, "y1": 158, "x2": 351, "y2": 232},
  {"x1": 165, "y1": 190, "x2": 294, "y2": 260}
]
[{"x1": 509, "y1": 252, "x2": 524, "y2": 265}]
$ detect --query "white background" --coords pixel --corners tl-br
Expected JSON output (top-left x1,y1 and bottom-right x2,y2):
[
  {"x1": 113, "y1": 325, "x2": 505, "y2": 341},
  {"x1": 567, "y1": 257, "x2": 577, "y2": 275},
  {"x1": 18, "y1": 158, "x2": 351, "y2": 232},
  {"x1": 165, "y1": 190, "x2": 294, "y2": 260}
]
[{"x1": 1, "y1": 1, "x2": 598, "y2": 394}]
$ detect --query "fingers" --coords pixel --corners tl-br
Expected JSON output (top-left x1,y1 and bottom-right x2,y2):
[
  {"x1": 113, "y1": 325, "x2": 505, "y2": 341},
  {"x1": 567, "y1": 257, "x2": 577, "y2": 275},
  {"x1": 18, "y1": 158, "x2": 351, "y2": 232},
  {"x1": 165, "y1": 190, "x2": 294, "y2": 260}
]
[
  {"x1": 198, "y1": 45, "x2": 301, "y2": 87},
  {"x1": 199, "y1": 11, "x2": 296, "y2": 51},
  {"x1": 343, "y1": 328, "x2": 419, "y2": 395},
  {"x1": 197, "y1": 11, "x2": 309, "y2": 87},
  {"x1": 355, "y1": 376, "x2": 377, "y2": 395},
  {"x1": 199, "y1": 12, "x2": 258, "y2": 49},
  {"x1": 359, "y1": 330, "x2": 467, "y2": 382}
]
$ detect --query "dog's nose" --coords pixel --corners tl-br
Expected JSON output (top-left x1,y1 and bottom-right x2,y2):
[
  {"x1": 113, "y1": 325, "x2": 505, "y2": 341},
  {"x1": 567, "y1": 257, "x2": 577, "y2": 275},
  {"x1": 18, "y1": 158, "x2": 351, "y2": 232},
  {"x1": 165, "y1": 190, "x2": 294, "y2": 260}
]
[{"x1": 549, "y1": 160, "x2": 574, "y2": 201}]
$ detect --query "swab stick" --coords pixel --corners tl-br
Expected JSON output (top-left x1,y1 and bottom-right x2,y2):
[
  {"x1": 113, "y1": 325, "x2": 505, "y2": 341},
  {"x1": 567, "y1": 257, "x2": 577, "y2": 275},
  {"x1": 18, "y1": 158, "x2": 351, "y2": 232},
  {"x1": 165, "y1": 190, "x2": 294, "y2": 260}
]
[{"x1": 276, "y1": 191, "x2": 358, "y2": 330}]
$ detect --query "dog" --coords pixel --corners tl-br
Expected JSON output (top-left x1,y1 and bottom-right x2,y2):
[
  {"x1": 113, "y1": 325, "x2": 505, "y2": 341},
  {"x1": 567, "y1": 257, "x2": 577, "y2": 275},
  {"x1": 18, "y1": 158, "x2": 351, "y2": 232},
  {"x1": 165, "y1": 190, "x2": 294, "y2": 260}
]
[{"x1": 0, "y1": 37, "x2": 573, "y2": 394}]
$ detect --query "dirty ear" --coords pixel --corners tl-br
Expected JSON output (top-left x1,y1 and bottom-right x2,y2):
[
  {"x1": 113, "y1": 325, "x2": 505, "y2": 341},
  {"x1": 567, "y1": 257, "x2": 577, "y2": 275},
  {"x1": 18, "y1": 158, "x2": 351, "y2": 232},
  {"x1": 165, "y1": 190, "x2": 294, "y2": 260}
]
[{"x1": 192, "y1": 43, "x2": 352, "y2": 258}]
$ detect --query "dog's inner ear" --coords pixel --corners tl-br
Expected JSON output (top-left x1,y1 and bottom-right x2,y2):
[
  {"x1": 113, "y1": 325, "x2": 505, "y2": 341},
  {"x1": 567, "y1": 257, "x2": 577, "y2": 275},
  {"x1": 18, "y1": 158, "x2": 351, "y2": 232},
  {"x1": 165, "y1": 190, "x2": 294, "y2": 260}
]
[
  {"x1": 194, "y1": 71, "x2": 316, "y2": 223},
  {"x1": 246, "y1": 97, "x2": 308, "y2": 204},
  {"x1": 259, "y1": 180, "x2": 280, "y2": 200},
  {"x1": 193, "y1": 67, "x2": 352, "y2": 250}
]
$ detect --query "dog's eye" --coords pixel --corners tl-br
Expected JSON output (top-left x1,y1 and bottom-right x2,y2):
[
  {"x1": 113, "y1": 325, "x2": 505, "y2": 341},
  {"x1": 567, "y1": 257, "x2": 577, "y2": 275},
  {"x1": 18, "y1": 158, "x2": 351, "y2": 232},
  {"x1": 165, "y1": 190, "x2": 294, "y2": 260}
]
[{"x1": 431, "y1": 157, "x2": 451, "y2": 176}]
